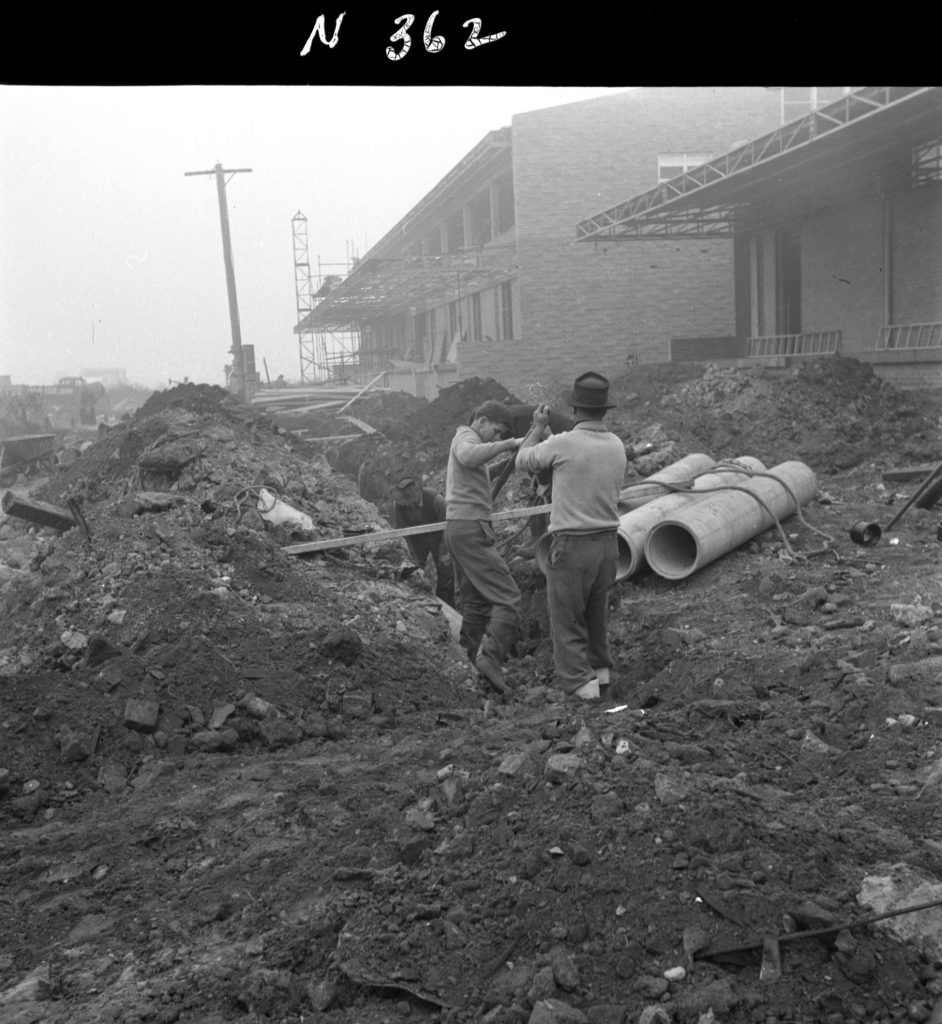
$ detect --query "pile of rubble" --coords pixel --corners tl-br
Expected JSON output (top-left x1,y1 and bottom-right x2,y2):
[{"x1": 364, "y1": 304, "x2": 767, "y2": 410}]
[
  {"x1": 3, "y1": 360, "x2": 942, "y2": 1024},
  {"x1": 609, "y1": 357, "x2": 940, "y2": 474},
  {"x1": 0, "y1": 383, "x2": 479, "y2": 815}
]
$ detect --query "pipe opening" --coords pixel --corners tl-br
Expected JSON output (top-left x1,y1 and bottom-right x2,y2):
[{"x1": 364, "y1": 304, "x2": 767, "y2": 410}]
[
  {"x1": 646, "y1": 523, "x2": 700, "y2": 580},
  {"x1": 615, "y1": 533, "x2": 640, "y2": 582}
]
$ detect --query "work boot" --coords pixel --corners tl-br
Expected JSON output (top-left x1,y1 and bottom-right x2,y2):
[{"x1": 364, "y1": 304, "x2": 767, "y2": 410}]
[
  {"x1": 474, "y1": 620, "x2": 517, "y2": 697},
  {"x1": 458, "y1": 614, "x2": 486, "y2": 665}
]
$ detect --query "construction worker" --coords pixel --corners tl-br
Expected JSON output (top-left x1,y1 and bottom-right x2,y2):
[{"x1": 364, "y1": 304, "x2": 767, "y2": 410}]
[
  {"x1": 444, "y1": 400, "x2": 523, "y2": 696},
  {"x1": 390, "y1": 477, "x2": 456, "y2": 608},
  {"x1": 516, "y1": 372, "x2": 627, "y2": 701},
  {"x1": 503, "y1": 403, "x2": 575, "y2": 552}
]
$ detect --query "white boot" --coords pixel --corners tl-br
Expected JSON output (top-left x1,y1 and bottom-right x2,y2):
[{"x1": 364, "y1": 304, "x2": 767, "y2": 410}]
[{"x1": 574, "y1": 678, "x2": 600, "y2": 701}]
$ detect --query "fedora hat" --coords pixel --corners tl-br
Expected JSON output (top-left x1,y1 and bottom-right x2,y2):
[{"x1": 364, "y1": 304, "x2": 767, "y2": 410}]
[{"x1": 561, "y1": 372, "x2": 617, "y2": 410}]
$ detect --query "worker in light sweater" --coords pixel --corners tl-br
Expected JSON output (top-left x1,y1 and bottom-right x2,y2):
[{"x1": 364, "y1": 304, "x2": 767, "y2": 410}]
[{"x1": 516, "y1": 372, "x2": 627, "y2": 701}]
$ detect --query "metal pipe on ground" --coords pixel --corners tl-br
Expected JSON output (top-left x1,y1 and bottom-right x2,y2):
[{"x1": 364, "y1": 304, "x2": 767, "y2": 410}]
[
  {"x1": 614, "y1": 457, "x2": 767, "y2": 582},
  {"x1": 644, "y1": 460, "x2": 817, "y2": 580},
  {"x1": 533, "y1": 453, "x2": 717, "y2": 576}
]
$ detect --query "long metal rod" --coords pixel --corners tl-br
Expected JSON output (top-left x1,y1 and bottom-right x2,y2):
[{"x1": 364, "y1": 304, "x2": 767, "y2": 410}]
[
  {"x1": 697, "y1": 895, "x2": 942, "y2": 961},
  {"x1": 884, "y1": 458, "x2": 942, "y2": 530}
]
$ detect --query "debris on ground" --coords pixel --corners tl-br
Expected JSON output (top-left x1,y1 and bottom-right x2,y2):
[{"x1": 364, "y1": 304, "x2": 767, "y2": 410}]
[{"x1": 1, "y1": 358, "x2": 942, "y2": 1024}]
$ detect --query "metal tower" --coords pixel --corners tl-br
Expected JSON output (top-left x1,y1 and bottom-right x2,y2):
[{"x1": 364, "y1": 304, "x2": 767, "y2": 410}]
[{"x1": 292, "y1": 211, "x2": 320, "y2": 383}]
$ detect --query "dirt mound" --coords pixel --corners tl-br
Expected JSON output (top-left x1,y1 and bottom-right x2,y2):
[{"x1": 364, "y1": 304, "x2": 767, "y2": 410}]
[
  {"x1": 0, "y1": 387, "x2": 481, "y2": 815},
  {"x1": 4, "y1": 362, "x2": 942, "y2": 1024},
  {"x1": 608, "y1": 357, "x2": 941, "y2": 475}
]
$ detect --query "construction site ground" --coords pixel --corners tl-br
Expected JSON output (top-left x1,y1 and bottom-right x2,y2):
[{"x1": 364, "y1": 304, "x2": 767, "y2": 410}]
[{"x1": 2, "y1": 357, "x2": 942, "y2": 1024}]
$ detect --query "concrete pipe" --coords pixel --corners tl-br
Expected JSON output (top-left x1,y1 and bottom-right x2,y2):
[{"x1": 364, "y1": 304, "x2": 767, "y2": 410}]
[
  {"x1": 534, "y1": 453, "x2": 717, "y2": 575},
  {"x1": 614, "y1": 457, "x2": 767, "y2": 582},
  {"x1": 618, "y1": 452, "x2": 717, "y2": 512},
  {"x1": 644, "y1": 460, "x2": 818, "y2": 580}
]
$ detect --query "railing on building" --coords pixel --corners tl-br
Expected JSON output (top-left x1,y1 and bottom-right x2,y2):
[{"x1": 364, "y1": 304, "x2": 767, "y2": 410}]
[
  {"x1": 878, "y1": 323, "x2": 942, "y2": 350},
  {"x1": 748, "y1": 331, "x2": 842, "y2": 358}
]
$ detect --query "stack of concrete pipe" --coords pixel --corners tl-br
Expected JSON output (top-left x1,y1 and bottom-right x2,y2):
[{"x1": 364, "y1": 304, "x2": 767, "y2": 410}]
[
  {"x1": 644, "y1": 460, "x2": 817, "y2": 580},
  {"x1": 534, "y1": 454, "x2": 817, "y2": 583},
  {"x1": 535, "y1": 452, "x2": 716, "y2": 574},
  {"x1": 614, "y1": 456, "x2": 767, "y2": 581}
]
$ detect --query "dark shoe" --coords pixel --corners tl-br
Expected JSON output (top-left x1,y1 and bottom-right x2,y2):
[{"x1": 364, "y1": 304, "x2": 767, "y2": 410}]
[{"x1": 475, "y1": 649, "x2": 512, "y2": 696}]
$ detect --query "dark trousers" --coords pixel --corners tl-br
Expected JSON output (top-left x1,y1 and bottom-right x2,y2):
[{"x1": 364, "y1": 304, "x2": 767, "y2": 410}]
[
  {"x1": 545, "y1": 530, "x2": 617, "y2": 694},
  {"x1": 445, "y1": 519, "x2": 520, "y2": 658},
  {"x1": 407, "y1": 533, "x2": 456, "y2": 608}
]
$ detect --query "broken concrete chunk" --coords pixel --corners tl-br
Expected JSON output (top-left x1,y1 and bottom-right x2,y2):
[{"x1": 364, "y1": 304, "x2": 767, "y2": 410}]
[
  {"x1": 58, "y1": 727, "x2": 90, "y2": 763},
  {"x1": 637, "y1": 1008, "x2": 670, "y2": 1024},
  {"x1": 138, "y1": 441, "x2": 206, "y2": 474},
  {"x1": 891, "y1": 603, "x2": 935, "y2": 628},
  {"x1": 888, "y1": 657, "x2": 942, "y2": 686},
  {"x1": 1, "y1": 491, "x2": 76, "y2": 532},
  {"x1": 528, "y1": 999, "x2": 588, "y2": 1024},
  {"x1": 0, "y1": 963, "x2": 53, "y2": 1006},
  {"x1": 405, "y1": 805, "x2": 436, "y2": 832},
  {"x1": 789, "y1": 899, "x2": 839, "y2": 930},
  {"x1": 858, "y1": 864, "x2": 942, "y2": 960},
  {"x1": 549, "y1": 947, "x2": 580, "y2": 991},
  {"x1": 189, "y1": 728, "x2": 240, "y2": 753},
  {"x1": 239, "y1": 694, "x2": 275, "y2": 719},
  {"x1": 799, "y1": 730, "x2": 842, "y2": 758},
  {"x1": 498, "y1": 751, "x2": 534, "y2": 777},
  {"x1": 116, "y1": 491, "x2": 186, "y2": 516},
  {"x1": 654, "y1": 772, "x2": 692, "y2": 805},
  {"x1": 544, "y1": 753, "x2": 582, "y2": 784},
  {"x1": 257, "y1": 718, "x2": 302, "y2": 749},
  {"x1": 123, "y1": 699, "x2": 160, "y2": 733},
  {"x1": 209, "y1": 703, "x2": 236, "y2": 729},
  {"x1": 97, "y1": 762, "x2": 128, "y2": 794},
  {"x1": 59, "y1": 630, "x2": 88, "y2": 652}
]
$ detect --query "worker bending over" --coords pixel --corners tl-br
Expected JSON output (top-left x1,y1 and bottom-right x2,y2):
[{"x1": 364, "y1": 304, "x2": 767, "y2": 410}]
[
  {"x1": 517, "y1": 373, "x2": 627, "y2": 701},
  {"x1": 444, "y1": 400, "x2": 523, "y2": 696},
  {"x1": 390, "y1": 477, "x2": 456, "y2": 608}
]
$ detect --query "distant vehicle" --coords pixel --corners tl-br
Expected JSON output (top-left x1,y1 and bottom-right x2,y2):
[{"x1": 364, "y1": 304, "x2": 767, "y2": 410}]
[{"x1": 10, "y1": 377, "x2": 108, "y2": 428}]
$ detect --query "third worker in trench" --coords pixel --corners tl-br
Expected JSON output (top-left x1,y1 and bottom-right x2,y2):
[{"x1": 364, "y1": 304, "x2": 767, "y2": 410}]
[{"x1": 389, "y1": 476, "x2": 456, "y2": 609}]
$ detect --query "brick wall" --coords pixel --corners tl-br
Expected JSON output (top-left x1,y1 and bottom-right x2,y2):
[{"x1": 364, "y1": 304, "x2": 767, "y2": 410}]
[
  {"x1": 891, "y1": 185, "x2": 942, "y2": 322},
  {"x1": 802, "y1": 200, "x2": 886, "y2": 354},
  {"x1": 464, "y1": 87, "x2": 784, "y2": 394},
  {"x1": 800, "y1": 186, "x2": 942, "y2": 361}
]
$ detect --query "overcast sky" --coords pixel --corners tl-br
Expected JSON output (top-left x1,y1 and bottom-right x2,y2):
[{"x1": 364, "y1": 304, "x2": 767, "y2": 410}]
[{"x1": 0, "y1": 85, "x2": 629, "y2": 390}]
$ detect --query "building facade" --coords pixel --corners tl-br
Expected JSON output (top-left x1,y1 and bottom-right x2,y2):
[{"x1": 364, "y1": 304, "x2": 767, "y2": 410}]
[
  {"x1": 297, "y1": 87, "x2": 785, "y2": 398},
  {"x1": 578, "y1": 87, "x2": 942, "y2": 389}
]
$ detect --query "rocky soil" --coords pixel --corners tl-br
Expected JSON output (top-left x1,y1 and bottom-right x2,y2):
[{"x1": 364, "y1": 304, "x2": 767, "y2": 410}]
[{"x1": 2, "y1": 358, "x2": 942, "y2": 1024}]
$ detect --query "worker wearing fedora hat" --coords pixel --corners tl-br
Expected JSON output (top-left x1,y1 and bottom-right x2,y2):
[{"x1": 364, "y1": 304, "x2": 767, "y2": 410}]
[{"x1": 517, "y1": 372, "x2": 627, "y2": 701}]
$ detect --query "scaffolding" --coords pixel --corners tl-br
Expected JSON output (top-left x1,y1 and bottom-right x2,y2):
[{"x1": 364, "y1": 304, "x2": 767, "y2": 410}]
[{"x1": 291, "y1": 211, "x2": 362, "y2": 383}]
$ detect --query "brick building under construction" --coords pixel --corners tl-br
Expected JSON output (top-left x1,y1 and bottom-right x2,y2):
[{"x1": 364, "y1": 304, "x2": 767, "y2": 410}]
[{"x1": 295, "y1": 87, "x2": 786, "y2": 398}]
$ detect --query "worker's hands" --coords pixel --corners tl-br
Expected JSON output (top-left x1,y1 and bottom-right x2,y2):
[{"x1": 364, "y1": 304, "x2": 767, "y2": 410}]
[
  {"x1": 504, "y1": 436, "x2": 524, "y2": 451},
  {"x1": 531, "y1": 403, "x2": 551, "y2": 429}
]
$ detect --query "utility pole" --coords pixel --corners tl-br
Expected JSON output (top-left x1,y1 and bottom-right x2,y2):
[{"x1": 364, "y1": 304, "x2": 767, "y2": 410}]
[{"x1": 184, "y1": 161, "x2": 253, "y2": 398}]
